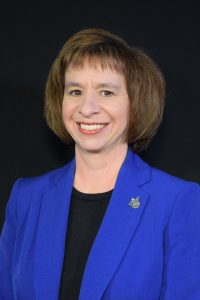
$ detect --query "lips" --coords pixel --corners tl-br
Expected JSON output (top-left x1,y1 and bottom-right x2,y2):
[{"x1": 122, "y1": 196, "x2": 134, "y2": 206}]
[
  {"x1": 78, "y1": 122, "x2": 108, "y2": 134},
  {"x1": 80, "y1": 123, "x2": 105, "y2": 130}
]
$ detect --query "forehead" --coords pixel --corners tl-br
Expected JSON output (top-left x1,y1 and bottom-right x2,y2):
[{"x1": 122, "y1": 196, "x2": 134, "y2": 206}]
[
  {"x1": 65, "y1": 59, "x2": 126, "y2": 85},
  {"x1": 67, "y1": 55, "x2": 125, "y2": 74}
]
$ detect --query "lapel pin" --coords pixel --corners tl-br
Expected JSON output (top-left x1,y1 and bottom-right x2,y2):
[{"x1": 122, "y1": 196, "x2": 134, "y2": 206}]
[{"x1": 128, "y1": 196, "x2": 140, "y2": 209}]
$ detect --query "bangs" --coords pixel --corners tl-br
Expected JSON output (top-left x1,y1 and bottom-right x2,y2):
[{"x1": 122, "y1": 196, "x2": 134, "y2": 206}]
[{"x1": 65, "y1": 48, "x2": 126, "y2": 74}]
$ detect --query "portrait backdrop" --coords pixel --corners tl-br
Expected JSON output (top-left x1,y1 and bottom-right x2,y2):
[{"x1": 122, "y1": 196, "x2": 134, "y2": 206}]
[{"x1": 0, "y1": 1, "x2": 200, "y2": 230}]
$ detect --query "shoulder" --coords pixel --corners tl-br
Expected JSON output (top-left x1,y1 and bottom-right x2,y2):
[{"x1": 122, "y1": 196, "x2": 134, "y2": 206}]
[
  {"x1": 9, "y1": 159, "x2": 75, "y2": 208},
  {"x1": 129, "y1": 152, "x2": 200, "y2": 218},
  {"x1": 130, "y1": 153, "x2": 200, "y2": 234},
  {"x1": 150, "y1": 166, "x2": 200, "y2": 212},
  {"x1": 17, "y1": 159, "x2": 74, "y2": 191},
  {"x1": 150, "y1": 165, "x2": 199, "y2": 193},
  {"x1": 3, "y1": 160, "x2": 75, "y2": 231},
  {"x1": 133, "y1": 151, "x2": 199, "y2": 195}
]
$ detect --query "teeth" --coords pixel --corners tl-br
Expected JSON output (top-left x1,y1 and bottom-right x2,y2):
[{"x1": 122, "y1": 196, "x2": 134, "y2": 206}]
[{"x1": 80, "y1": 124, "x2": 105, "y2": 130}]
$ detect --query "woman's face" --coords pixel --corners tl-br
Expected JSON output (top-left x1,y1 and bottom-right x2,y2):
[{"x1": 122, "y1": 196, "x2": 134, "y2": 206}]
[{"x1": 62, "y1": 61, "x2": 130, "y2": 154}]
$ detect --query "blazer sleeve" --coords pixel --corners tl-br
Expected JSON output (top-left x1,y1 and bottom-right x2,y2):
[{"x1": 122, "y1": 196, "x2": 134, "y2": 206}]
[
  {"x1": 0, "y1": 179, "x2": 21, "y2": 300},
  {"x1": 160, "y1": 182, "x2": 200, "y2": 300}
]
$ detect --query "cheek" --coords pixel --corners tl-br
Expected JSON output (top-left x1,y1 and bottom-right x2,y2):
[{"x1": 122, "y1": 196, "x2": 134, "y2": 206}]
[
  {"x1": 61, "y1": 102, "x2": 72, "y2": 131},
  {"x1": 62, "y1": 102, "x2": 79, "y2": 135},
  {"x1": 114, "y1": 103, "x2": 130, "y2": 123},
  {"x1": 62, "y1": 103, "x2": 67, "y2": 119},
  {"x1": 62, "y1": 101, "x2": 74, "y2": 120},
  {"x1": 61, "y1": 107, "x2": 67, "y2": 126},
  {"x1": 61, "y1": 108, "x2": 72, "y2": 133}
]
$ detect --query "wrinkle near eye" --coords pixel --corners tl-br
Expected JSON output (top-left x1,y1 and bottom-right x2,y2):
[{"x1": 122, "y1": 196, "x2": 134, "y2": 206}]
[
  {"x1": 100, "y1": 90, "x2": 114, "y2": 96},
  {"x1": 69, "y1": 90, "x2": 82, "y2": 96}
]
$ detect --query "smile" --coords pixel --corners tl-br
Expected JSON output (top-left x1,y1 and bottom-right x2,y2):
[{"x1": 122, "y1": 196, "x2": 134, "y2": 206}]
[
  {"x1": 78, "y1": 123, "x2": 108, "y2": 134},
  {"x1": 80, "y1": 123, "x2": 106, "y2": 130}
]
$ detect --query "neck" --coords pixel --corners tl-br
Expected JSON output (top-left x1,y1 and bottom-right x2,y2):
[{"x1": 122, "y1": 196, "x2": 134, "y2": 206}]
[{"x1": 74, "y1": 144, "x2": 128, "y2": 193}]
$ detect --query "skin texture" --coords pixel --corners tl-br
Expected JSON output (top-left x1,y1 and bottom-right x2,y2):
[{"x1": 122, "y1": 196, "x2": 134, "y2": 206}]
[
  {"x1": 62, "y1": 62, "x2": 130, "y2": 192},
  {"x1": 62, "y1": 62, "x2": 129, "y2": 155}
]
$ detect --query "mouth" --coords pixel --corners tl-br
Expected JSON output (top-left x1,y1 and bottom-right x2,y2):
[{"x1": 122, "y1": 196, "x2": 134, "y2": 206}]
[{"x1": 78, "y1": 122, "x2": 108, "y2": 134}]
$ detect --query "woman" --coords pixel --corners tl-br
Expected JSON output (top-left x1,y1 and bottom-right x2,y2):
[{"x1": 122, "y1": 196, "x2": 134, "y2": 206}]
[{"x1": 0, "y1": 28, "x2": 200, "y2": 300}]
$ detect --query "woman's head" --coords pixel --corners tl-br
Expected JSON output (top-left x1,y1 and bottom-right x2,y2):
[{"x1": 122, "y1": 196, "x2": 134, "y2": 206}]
[{"x1": 44, "y1": 28, "x2": 165, "y2": 152}]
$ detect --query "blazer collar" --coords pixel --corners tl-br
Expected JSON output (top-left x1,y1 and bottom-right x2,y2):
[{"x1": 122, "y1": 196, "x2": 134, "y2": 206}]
[
  {"x1": 34, "y1": 159, "x2": 75, "y2": 299},
  {"x1": 35, "y1": 148, "x2": 151, "y2": 299},
  {"x1": 78, "y1": 148, "x2": 151, "y2": 300}
]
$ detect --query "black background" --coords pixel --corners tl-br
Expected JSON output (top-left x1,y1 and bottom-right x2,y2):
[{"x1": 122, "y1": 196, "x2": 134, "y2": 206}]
[{"x1": 0, "y1": 2, "x2": 200, "y2": 230}]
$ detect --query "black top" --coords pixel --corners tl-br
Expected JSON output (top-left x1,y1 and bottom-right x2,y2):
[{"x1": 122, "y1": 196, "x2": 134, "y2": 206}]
[{"x1": 59, "y1": 187, "x2": 113, "y2": 300}]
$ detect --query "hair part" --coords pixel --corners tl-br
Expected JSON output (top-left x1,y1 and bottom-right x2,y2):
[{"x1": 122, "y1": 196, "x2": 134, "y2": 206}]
[{"x1": 44, "y1": 28, "x2": 165, "y2": 152}]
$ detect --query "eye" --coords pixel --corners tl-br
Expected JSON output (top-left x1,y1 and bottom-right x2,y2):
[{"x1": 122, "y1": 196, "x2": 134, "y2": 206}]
[
  {"x1": 69, "y1": 89, "x2": 82, "y2": 96},
  {"x1": 100, "y1": 90, "x2": 114, "y2": 96}
]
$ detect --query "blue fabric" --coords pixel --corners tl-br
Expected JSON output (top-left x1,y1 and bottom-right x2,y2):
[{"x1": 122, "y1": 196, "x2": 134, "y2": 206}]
[{"x1": 0, "y1": 149, "x2": 200, "y2": 300}]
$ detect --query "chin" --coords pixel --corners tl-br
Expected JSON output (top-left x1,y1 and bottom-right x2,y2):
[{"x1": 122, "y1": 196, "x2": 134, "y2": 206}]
[
  {"x1": 81, "y1": 146, "x2": 105, "y2": 153},
  {"x1": 76, "y1": 141, "x2": 108, "y2": 154}
]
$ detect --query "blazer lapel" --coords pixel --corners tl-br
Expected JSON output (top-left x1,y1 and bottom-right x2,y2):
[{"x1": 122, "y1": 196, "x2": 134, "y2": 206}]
[
  {"x1": 79, "y1": 150, "x2": 151, "y2": 300},
  {"x1": 34, "y1": 159, "x2": 75, "y2": 299}
]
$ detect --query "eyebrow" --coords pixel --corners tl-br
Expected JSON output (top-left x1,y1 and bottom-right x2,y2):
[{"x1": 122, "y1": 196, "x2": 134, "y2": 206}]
[
  {"x1": 96, "y1": 83, "x2": 122, "y2": 91},
  {"x1": 65, "y1": 82, "x2": 82, "y2": 89},
  {"x1": 65, "y1": 81, "x2": 122, "y2": 91}
]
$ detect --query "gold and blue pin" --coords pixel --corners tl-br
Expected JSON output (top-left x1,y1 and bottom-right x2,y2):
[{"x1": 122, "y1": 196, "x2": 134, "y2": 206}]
[{"x1": 128, "y1": 196, "x2": 140, "y2": 208}]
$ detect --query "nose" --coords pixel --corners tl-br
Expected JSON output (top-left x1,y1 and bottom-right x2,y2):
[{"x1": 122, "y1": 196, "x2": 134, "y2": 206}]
[{"x1": 78, "y1": 92, "x2": 101, "y2": 117}]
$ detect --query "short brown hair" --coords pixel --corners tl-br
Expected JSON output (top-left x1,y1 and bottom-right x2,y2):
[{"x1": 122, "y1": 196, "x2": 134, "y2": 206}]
[{"x1": 44, "y1": 28, "x2": 165, "y2": 152}]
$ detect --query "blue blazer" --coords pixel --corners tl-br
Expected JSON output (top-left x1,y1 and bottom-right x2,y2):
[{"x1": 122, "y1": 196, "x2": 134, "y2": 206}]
[{"x1": 1, "y1": 149, "x2": 200, "y2": 300}]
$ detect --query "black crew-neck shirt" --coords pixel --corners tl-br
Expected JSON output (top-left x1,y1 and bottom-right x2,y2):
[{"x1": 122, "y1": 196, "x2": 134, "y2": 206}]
[{"x1": 59, "y1": 187, "x2": 113, "y2": 300}]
